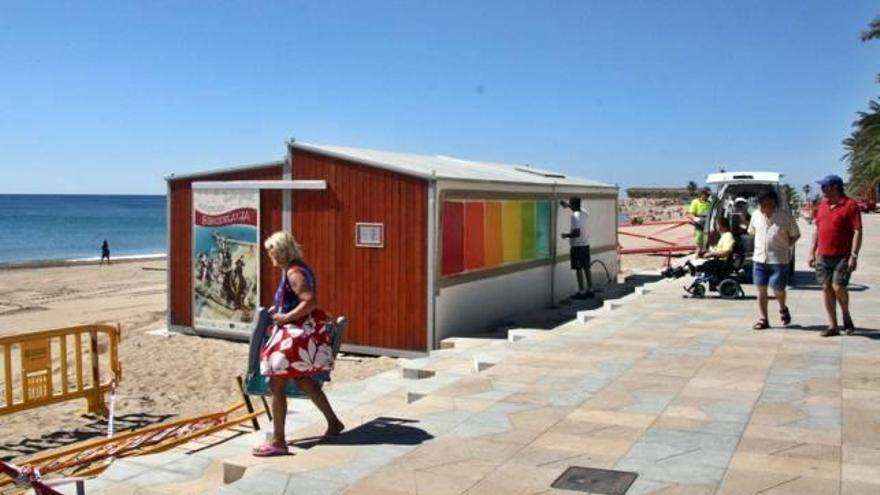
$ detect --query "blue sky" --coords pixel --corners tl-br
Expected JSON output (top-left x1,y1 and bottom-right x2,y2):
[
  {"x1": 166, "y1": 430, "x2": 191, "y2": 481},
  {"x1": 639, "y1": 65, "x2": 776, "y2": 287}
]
[{"x1": 1, "y1": 1, "x2": 878, "y2": 195}]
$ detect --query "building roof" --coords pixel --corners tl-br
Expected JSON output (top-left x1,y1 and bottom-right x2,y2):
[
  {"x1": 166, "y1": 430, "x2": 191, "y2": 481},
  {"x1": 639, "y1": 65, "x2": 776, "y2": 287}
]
[
  {"x1": 166, "y1": 160, "x2": 284, "y2": 181},
  {"x1": 292, "y1": 142, "x2": 616, "y2": 189}
]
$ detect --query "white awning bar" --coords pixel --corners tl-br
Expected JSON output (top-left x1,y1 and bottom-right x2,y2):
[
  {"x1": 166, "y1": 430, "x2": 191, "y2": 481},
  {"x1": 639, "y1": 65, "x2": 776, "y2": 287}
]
[{"x1": 192, "y1": 180, "x2": 327, "y2": 190}]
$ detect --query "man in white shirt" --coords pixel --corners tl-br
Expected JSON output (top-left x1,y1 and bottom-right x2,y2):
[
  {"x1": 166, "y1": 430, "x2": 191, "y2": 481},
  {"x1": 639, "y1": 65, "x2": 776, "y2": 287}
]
[
  {"x1": 748, "y1": 189, "x2": 800, "y2": 330},
  {"x1": 561, "y1": 197, "x2": 593, "y2": 299}
]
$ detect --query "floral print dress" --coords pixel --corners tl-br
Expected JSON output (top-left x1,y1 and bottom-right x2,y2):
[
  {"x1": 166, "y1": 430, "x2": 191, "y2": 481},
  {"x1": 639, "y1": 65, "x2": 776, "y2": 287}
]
[{"x1": 259, "y1": 262, "x2": 334, "y2": 379}]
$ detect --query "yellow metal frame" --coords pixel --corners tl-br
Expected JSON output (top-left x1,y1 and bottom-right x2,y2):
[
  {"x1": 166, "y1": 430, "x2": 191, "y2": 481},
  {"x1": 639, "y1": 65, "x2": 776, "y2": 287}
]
[{"x1": 0, "y1": 324, "x2": 121, "y2": 417}]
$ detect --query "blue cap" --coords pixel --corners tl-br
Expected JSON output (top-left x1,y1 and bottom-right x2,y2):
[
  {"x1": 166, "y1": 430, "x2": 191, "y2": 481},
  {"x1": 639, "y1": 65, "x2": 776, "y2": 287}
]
[{"x1": 816, "y1": 174, "x2": 844, "y2": 188}]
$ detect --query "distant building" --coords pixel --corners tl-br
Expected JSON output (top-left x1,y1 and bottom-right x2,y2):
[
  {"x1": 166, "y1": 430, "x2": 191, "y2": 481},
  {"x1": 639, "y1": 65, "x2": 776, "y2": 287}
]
[{"x1": 625, "y1": 187, "x2": 691, "y2": 200}]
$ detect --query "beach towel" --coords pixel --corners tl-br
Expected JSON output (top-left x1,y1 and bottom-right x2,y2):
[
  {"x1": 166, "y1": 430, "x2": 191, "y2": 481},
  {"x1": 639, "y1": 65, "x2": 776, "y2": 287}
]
[{"x1": 244, "y1": 307, "x2": 346, "y2": 397}]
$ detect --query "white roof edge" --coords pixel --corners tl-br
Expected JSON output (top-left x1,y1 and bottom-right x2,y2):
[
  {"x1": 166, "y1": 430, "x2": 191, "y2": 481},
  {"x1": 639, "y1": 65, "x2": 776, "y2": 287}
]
[
  {"x1": 436, "y1": 177, "x2": 618, "y2": 191},
  {"x1": 192, "y1": 180, "x2": 327, "y2": 190},
  {"x1": 165, "y1": 160, "x2": 285, "y2": 181},
  {"x1": 706, "y1": 171, "x2": 783, "y2": 185},
  {"x1": 293, "y1": 142, "x2": 615, "y2": 189},
  {"x1": 292, "y1": 142, "x2": 435, "y2": 180}
]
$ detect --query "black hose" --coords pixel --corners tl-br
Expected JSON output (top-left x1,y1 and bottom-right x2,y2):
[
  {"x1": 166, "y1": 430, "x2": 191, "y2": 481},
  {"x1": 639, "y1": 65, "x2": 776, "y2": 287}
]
[{"x1": 590, "y1": 259, "x2": 614, "y2": 284}]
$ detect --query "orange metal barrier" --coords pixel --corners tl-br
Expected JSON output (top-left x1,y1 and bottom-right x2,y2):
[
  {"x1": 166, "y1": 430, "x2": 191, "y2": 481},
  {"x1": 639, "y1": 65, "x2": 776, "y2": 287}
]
[
  {"x1": 0, "y1": 325, "x2": 121, "y2": 417},
  {"x1": 618, "y1": 220, "x2": 697, "y2": 267},
  {"x1": 0, "y1": 401, "x2": 263, "y2": 491}
]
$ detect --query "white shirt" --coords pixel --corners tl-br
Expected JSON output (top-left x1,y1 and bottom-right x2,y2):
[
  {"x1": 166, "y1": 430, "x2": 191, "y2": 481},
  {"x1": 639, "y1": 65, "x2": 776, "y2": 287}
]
[
  {"x1": 569, "y1": 209, "x2": 590, "y2": 247},
  {"x1": 748, "y1": 209, "x2": 800, "y2": 264}
]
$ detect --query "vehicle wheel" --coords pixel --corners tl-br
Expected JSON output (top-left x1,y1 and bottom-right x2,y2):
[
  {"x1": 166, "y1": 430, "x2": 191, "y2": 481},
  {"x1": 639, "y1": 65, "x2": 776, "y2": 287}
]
[
  {"x1": 718, "y1": 279, "x2": 740, "y2": 299},
  {"x1": 691, "y1": 283, "x2": 706, "y2": 298}
]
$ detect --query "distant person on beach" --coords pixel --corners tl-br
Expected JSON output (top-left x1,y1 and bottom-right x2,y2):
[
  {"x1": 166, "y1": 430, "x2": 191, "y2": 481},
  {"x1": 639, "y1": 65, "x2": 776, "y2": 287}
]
[
  {"x1": 749, "y1": 190, "x2": 800, "y2": 330},
  {"x1": 100, "y1": 240, "x2": 111, "y2": 265},
  {"x1": 561, "y1": 197, "x2": 593, "y2": 299},
  {"x1": 253, "y1": 231, "x2": 344, "y2": 457},
  {"x1": 689, "y1": 187, "x2": 713, "y2": 249},
  {"x1": 809, "y1": 175, "x2": 863, "y2": 337}
]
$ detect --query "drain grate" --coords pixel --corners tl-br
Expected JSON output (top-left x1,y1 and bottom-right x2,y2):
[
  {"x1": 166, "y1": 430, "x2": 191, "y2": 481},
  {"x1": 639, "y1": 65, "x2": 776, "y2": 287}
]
[{"x1": 551, "y1": 466, "x2": 638, "y2": 494}]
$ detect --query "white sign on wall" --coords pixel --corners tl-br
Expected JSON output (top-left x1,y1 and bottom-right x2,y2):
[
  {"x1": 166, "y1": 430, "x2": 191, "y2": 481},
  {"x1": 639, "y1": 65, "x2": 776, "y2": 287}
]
[{"x1": 355, "y1": 222, "x2": 384, "y2": 248}]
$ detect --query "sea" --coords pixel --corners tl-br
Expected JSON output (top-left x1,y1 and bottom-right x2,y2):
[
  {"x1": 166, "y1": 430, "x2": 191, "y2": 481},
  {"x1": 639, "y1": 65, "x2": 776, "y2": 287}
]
[{"x1": 0, "y1": 194, "x2": 166, "y2": 265}]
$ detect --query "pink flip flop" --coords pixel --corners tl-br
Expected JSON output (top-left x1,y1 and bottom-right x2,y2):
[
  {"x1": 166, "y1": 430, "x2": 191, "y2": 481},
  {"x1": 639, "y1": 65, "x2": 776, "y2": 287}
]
[{"x1": 252, "y1": 443, "x2": 290, "y2": 457}]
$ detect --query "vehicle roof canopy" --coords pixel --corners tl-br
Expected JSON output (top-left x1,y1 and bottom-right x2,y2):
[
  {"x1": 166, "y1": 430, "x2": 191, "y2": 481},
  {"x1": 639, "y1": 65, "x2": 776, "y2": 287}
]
[{"x1": 706, "y1": 171, "x2": 782, "y2": 186}]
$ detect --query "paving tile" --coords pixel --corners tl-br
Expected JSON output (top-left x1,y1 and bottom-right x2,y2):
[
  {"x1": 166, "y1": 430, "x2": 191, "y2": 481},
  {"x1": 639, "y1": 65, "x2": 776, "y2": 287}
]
[
  {"x1": 278, "y1": 474, "x2": 345, "y2": 495},
  {"x1": 742, "y1": 423, "x2": 841, "y2": 446},
  {"x1": 220, "y1": 469, "x2": 292, "y2": 494},
  {"x1": 842, "y1": 462, "x2": 880, "y2": 486},
  {"x1": 727, "y1": 451, "x2": 840, "y2": 480},
  {"x1": 412, "y1": 459, "x2": 501, "y2": 495},
  {"x1": 718, "y1": 469, "x2": 840, "y2": 495},
  {"x1": 566, "y1": 408, "x2": 656, "y2": 428},
  {"x1": 842, "y1": 480, "x2": 880, "y2": 495}
]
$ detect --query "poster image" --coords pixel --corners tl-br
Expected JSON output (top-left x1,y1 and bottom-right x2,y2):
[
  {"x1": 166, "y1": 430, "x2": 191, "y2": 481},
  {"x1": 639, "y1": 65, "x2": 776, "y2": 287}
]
[{"x1": 193, "y1": 189, "x2": 260, "y2": 332}]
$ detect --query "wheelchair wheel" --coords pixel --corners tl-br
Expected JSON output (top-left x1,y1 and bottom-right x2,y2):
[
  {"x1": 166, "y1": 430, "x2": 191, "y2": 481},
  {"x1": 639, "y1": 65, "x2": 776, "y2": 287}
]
[
  {"x1": 691, "y1": 283, "x2": 706, "y2": 298},
  {"x1": 718, "y1": 279, "x2": 741, "y2": 300}
]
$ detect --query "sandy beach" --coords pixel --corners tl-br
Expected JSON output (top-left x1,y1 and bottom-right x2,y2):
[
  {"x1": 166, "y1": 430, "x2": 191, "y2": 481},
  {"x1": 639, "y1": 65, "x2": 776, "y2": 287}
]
[{"x1": 0, "y1": 259, "x2": 396, "y2": 461}]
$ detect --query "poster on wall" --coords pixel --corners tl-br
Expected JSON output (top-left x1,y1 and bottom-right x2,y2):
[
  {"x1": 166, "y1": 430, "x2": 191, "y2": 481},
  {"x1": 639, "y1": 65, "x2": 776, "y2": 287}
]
[{"x1": 192, "y1": 189, "x2": 260, "y2": 333}]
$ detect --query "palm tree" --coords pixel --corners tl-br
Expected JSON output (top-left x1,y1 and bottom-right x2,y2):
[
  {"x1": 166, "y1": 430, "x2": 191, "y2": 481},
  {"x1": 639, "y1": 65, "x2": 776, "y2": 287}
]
[
  {"x1": 781, "y1": 184, "x2": 801, "y2": 211},
  {"x1": 863, "y1": 17, "x2": 880, "y2": 40},
  {"x1": 686, "y1": 181, "x2": 698, "y2": 197},
  {"x1": 842, "y1": 16, "x2": 880, "y2": 194},
  {"x1": 843, "y1": 99, "x2": 880, "y2": 194},
  {"x1": 802, "y1": 184, "x2": 811, "y2": 200}
]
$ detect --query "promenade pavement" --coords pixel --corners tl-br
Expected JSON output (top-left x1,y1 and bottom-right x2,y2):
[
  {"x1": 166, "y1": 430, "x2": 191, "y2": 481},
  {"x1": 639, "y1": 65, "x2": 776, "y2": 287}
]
[{"x1": 58, "y1": 215, "x2": 880, "y2": 495}]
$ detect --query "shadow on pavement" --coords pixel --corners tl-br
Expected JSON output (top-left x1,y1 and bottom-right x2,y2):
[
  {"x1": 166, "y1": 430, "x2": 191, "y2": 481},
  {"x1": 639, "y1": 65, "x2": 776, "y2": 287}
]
[
  {"x1": 290, "y1": 417, "x2": 434, "y2": 450},
  {"x1": 780, "y1": 324, "x2": 880, "y2": 339},
  {"x1": 0, "y1": 412, "x2": 175, "y2": 461},
  {"x1": 789, "y1": 270, "x2": 870, "y2": 292}
]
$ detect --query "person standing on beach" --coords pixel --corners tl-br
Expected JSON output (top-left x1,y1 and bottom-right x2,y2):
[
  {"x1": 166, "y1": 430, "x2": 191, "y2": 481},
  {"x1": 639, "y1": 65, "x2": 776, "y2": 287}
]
[
  {"x1": 561, "y1": 197, "x2": 593, "y2": 299},
  {"x1": 100, "y1": 240, "x2": 111, "y2": 265},
  {"x1": 749, "y1": 190, "x2": 800, "y2": 330},
  {"x1": 809, "y1": 174, "x2": 863, "y2": 337},
  {"x1": 689, "y1": 187, "x2": 713, "y2": 250}
]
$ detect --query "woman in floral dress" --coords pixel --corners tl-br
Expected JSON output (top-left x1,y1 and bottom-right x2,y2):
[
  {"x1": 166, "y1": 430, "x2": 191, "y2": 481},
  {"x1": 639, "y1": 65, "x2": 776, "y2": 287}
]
[{"x1": 253, "y1": 231, "x2": 344, "y2": 457}]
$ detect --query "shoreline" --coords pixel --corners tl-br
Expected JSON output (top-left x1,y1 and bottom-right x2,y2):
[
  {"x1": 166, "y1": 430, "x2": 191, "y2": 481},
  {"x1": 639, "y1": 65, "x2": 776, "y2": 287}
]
[{"x1": 0, "y1": 253, "x2": 166, "y2": 270}]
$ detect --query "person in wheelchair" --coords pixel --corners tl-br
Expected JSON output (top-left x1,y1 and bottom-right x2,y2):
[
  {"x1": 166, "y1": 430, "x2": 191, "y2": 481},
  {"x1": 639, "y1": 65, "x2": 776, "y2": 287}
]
[
  {"x1": 677, "y1": 216, "x2": 745, "y2": 298},
  {"x1": 697, "y1": 217, "x2": 736, "y2": 273}
]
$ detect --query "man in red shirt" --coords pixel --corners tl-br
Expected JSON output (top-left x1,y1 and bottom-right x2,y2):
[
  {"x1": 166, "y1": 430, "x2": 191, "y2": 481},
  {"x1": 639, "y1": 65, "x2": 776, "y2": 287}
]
[{"x1": 809, "y1": 174, "x2": 863, "y2": 337}]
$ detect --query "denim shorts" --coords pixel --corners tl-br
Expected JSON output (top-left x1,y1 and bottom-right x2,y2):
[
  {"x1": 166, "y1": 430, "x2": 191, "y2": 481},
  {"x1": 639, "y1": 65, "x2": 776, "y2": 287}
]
[{"x1": 753, "y1": 262, "x2": 789, "y2": 290}]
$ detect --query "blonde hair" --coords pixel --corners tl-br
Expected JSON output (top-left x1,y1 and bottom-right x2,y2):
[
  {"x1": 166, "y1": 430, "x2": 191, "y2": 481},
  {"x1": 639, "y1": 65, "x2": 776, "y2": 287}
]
[{"x1": 264, "y1": 231, "x2": 303, "y2": 265}]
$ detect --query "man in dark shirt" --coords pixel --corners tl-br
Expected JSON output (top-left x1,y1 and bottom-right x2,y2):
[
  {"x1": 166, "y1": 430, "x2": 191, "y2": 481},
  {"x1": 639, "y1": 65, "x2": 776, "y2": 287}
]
[{"x1": 809, "y1": 175, "x2": 863, "y2": 337}]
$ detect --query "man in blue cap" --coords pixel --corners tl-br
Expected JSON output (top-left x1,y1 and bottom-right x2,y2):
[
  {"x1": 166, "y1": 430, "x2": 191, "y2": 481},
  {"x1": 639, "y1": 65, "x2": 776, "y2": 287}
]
[{"x1": 809, "y1": 174, "x2": 863, "y2": 337}]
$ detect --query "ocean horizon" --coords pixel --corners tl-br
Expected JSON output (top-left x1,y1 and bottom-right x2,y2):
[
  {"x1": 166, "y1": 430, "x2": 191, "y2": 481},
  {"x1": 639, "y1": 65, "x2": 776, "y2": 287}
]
[{"x1": 0, "y1": 194, "x2": 167, "y2": 264}]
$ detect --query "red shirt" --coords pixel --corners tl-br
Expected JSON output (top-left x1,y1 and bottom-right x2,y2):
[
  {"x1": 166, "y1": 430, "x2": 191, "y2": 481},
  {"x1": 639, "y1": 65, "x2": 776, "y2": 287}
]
[{"x1": 814, "y1": 196, "x2": 862, "y2": 257}]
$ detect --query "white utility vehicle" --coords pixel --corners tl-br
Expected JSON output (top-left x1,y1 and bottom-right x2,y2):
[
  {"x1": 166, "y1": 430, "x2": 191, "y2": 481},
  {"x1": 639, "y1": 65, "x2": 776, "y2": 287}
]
[{"x1": 703, "y1": 171, "x2": 796, "y2": 278}]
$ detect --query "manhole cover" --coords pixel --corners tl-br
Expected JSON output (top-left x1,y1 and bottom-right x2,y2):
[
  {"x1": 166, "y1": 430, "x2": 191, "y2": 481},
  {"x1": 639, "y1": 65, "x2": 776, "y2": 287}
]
[{"x1": 551, "y1": 466, "x2": 638, "y2": 494}]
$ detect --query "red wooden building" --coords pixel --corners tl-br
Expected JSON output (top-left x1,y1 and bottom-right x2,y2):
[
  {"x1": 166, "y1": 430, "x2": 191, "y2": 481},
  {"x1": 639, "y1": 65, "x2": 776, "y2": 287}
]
[{"x1": 166, "y1": 141, "x2": 618, "y2": 356}]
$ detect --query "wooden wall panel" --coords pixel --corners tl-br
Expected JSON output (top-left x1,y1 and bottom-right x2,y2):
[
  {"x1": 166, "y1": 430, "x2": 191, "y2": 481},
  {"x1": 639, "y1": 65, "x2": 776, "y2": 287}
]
[
  {"x1": 168, "y1": 165, "x2": 283, "y2": 327},
  {"x1": 292, "y1": 150, "x2": 428, "y2": 352}
]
